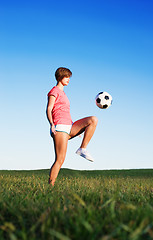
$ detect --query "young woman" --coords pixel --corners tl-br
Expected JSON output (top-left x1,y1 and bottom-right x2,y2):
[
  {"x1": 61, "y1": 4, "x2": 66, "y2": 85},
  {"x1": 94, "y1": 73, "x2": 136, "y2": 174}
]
[{"x1": 46, "y1": 67, "x2": 98, "y2": 186}]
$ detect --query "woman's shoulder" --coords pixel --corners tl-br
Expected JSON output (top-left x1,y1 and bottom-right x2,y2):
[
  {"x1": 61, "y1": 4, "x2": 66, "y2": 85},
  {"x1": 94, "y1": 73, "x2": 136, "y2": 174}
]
[{"x1": 48, "y1": 86, "x2": 58, "y2": 96}]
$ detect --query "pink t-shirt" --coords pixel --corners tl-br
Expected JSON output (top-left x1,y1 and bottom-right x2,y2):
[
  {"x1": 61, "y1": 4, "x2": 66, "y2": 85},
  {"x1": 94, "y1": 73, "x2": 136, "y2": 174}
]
[{"x1": 48, "y1": 86, "x2": 72, "y2": 125}]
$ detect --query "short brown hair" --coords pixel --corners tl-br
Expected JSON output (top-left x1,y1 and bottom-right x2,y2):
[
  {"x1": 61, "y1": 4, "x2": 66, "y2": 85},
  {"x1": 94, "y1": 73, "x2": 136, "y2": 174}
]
[{"x1": 55, "y1": 67, "x2": 72, "y2": 82}]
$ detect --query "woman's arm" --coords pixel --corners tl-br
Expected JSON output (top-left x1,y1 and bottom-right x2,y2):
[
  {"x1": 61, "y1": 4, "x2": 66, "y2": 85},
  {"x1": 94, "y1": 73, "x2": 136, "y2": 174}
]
[{"x1": 46, "y1": 95, "x2": 56, "y2": 134}]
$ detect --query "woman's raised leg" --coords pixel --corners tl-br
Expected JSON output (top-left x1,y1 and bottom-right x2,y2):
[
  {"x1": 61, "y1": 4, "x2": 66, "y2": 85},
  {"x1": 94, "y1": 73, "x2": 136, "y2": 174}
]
[
  {"x1": 69, "y1": 116, "x2": 98, "y2": 146},
  {"x1": 69, "y1": 116, "x2": 98, "y2": 161}
]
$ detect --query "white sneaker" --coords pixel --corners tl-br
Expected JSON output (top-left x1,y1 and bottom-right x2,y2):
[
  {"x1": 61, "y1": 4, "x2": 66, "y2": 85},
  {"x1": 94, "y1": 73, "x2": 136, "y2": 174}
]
[{"x1": 76, "y1": 148, "x2": 94, "y2": 162}]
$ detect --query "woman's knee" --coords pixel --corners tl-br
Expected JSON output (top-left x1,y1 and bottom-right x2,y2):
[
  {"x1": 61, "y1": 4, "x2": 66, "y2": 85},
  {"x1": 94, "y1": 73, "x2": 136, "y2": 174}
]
[
  {"x1": 56, "y1": 154, "x2": 65, "y2": 166},
  {"x1": 90, "y1": 116, "x2": 98, "y2": 126}
]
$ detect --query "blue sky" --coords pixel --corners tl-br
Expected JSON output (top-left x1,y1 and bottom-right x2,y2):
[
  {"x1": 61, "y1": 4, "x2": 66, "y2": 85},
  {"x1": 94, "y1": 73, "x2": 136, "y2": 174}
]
[{"x1": 0, "y1": 0, "x2": 153, "y2": 170}]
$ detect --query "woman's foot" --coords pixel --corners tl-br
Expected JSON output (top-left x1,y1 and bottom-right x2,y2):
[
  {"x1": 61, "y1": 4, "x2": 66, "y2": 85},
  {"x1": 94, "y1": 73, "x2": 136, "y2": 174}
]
[{"x1": 76, "y1": 148, "x2": 94, "y2": 162}]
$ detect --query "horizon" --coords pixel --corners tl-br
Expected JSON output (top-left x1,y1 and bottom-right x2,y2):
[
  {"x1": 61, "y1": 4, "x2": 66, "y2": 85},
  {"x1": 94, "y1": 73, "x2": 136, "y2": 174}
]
[{"x1": 0, "y1": 167, "x2": 153, "y2": 172}]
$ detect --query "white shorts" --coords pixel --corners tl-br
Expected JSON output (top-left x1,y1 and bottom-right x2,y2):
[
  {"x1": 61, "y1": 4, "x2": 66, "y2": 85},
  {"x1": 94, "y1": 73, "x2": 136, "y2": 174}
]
[{"x1": 50, "y1": 124, "x2": 72, "y2": 136}]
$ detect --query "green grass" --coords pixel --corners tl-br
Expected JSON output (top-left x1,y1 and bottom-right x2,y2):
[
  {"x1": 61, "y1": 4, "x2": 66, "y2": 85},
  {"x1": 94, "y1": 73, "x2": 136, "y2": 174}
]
[{"x1": 0, "y1": 168, "x2": 153, "y2": 240}]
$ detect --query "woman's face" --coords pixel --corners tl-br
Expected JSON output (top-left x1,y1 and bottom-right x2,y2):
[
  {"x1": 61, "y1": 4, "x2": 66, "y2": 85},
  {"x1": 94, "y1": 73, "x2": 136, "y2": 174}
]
[{"x1": 61, "y1": 77, "x2": 70, "y2": 86}]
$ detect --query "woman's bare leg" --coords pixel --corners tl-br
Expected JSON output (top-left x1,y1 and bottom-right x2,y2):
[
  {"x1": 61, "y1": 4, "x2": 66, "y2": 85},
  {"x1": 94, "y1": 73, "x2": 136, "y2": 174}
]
[
  {"x1": 49, "y1": 132, "x2": 69, "y2": 186},
  {"x1": 69, "y1": 116, "x2": 98, "y2": 148}
]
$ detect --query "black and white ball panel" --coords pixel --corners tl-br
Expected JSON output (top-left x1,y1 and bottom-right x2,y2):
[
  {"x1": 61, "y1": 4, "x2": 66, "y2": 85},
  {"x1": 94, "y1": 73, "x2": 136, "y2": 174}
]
[{"x1": 95, "y1": 91, "x2": 112, "y2": 109}]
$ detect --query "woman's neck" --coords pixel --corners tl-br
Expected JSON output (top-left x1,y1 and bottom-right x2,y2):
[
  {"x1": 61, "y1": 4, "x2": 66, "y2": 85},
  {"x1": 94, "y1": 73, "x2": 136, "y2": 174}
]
[{"x1": 56, "y1": 82, "x2": 64, "y2": 91}]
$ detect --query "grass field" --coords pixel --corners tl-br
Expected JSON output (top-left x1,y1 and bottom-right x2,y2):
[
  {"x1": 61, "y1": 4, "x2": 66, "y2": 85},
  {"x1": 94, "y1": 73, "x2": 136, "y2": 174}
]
[{"x1": 0, "y1": 168, "x2": 153, "y2": 240}]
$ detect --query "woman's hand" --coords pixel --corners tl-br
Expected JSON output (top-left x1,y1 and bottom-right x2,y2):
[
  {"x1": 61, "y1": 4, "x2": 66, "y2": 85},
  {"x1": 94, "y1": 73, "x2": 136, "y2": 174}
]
[{"x1": 51, "y1": 124, "x2": 56, "y2": 135}]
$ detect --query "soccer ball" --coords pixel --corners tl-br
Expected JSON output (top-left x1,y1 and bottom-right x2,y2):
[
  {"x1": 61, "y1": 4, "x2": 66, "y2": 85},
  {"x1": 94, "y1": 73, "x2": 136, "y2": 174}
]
[{"x1": 95, "y1": 92, "x2": 112, "y2": 109}]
